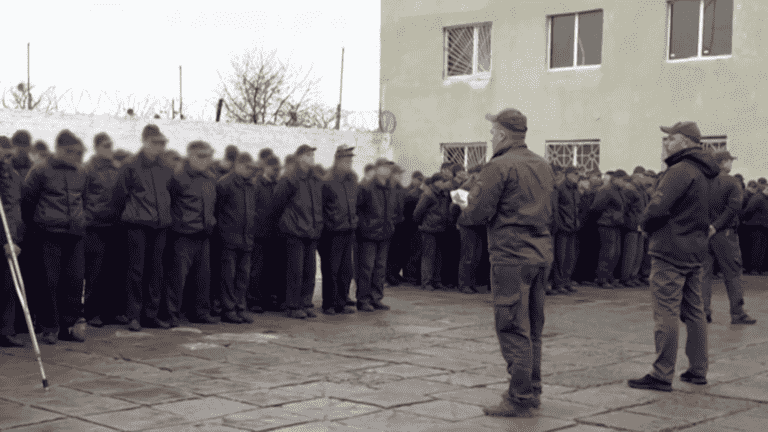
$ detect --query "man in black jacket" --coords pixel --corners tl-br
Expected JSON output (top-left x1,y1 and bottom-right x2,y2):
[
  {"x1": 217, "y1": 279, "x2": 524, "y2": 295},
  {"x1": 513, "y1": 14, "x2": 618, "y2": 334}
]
[
  {"x1": 402, "y1": 171, "x2": 424, "y2": 285},
  {"x1": 552, "y1": 166, "x2": 581, "y2": 294},
  {"x1": 413, "y1": 174, "x2": 453, "y2": 291},
  {"x1": 216, "y1": 152, "x2": 258, "y2": 324},
  {"x1": 83, "y1": 132, "x2": 123, "y2": 328},
  {"x1": 701, "y1": 150, "x2": 756, "y2": 325},
  {"x1": 0, "y1": 136, "x2": 25, "y2": 347},
  {"x1": 165, "y1": 141, "x2": 217, "y2": 327},
  {"x1": 22, "y1": 129, "x2": 88, "y2": 345},
  {"x1": 385, "y1": 164, "x2": 408, "y2": 286},
  {"x1": 271, "y1": 144, "x2": 324, "y2": 319},
  {"x1": 461, "y1": 108, "x2": 555, "y2": 417},
  {"x1": 617, "y1": 170, "x2": 644, "y2": 287},
  {"x1": 590, "y1": 172, "x2": 625, "y2": 288},
  {"x1": 249, "y1": 153, "x2": 283, "y2": 312},
  {"x1": 10, "y1": 130, "x2": 36, "y2": 335},
  {"x1": 112, "y1": 124, "x2": 174, "y2": 332},
  {"x1": 629, "y1": 121, "x2": 718, "y2": 392}
]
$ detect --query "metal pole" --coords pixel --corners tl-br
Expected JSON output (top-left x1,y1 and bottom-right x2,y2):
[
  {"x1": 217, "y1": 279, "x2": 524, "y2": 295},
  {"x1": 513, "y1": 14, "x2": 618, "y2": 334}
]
[
  {"x1": 335, "y1": 47, "x2": 344, "y2": 130},
  {"x1": 0, "y1": 193, "x2": 48, "y2": 389},
  {"x1": 27, "y1": 43, "x2": 31, "y2": 110},
  {"x1": 179, "y1": 66, "x2": 183, "y2": 119}
]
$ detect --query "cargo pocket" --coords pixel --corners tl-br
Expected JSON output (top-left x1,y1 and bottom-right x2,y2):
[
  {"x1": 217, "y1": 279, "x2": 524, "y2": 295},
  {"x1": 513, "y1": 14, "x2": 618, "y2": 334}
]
[{"x1": 491, "y1": 263, "x2": 522, "y2": 306}]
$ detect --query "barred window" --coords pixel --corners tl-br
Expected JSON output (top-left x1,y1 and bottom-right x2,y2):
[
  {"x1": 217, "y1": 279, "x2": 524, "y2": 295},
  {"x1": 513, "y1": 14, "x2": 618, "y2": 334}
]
[
  {"x1": 668, "y1": 0, "x2": 733, "y2": 60},
  {"x1": 444, "y1": 23, "x2": 492, "y2": 78},
  {"x1": 441, "y1": 142, "x2": 487, "y2": 171},
  {"x1": 549, "y1": 10, "x2": 603, "y2": 69},
  {"x1": 545, "y1": 140, "x2": 601, "y2": 174}
]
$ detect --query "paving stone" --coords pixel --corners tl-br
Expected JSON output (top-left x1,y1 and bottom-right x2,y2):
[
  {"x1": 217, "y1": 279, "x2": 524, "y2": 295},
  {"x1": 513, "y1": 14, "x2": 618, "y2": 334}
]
[
  {"x1": 441, "y1": 415, "x2": 576, "y2": 432},
  {"x1": 551, "y1": 384, "x2": 661, "y2": 410},
  {"x1": 63, "y1": 376, "x2": 153, "y2": 395},
  {"x1": 555, "y1": 425, "x2": 618, "y2": 432},
  {"x1": 76, "y1": 359, "x2": 163, "y2": 378},
  {"x1": 676, "y1": 421, "x2": 748, "y2": 432},
  {"x1": 270, "y1": 421, "x2": 367, "y2": 431},
  {"x1": 2, "y1": 418, "x2": 117, "y2": 432},
  {"x1": 338, "y1": 390, "x2": 434, "y2": 408},
  {"x1": 279, "y1": 397, "x2": 380, "y2": 421},
  {"x1": 397, "y1": 400, "x2": 485, "y2": 421},
  {"x1": 367, "y1": 364, "x2": 445, "y2": 378},
  {"x1": 203, "y1": 332, "x2": 280, "y2": 343},
  {"x1": 424, "y1": 372, "x2": 506, "y2": 387},
  {"x1": 338, "y1": 410, "x2": 449, "y2": 431},
  {"x1": 403, "y1": 355, "x2": 484, "y2": 372},
  {"x1": 536, "y1": 398, "x2": 607, "y2": 420},
  {"x1": 708, "y1": 375, "x2": 768, "y2": 402},
  {"x1": 626, "y1": 392, "x2": 758, "y2": 423},
  {"x1": 173, "y1": 376, "x2": 254, "y2": 396},
  {"x1": 219, "y1": 388, "x2": 321, "y2": 407},
  {"x1": 546, "y1": 362, "x2": 651, "y2": 389},
  {"x1": 373, "y1": 377, "x2": 464, "y2": 395},
  {"x1": 142, "y1": 356, "x2": 223, "y2": 372},
  {"x1": 154, "y1": 396, "x2": 255, "y2": 422},
  {"x1": 580, "y1": 411, "x2": 690, "y2": 431},
  {"x1": 364, "y1": 336, "x2": 456, "y2": 351},
  {"x1": 0, "y1": 400, "x2": 64, "y2": 429},
  {"x1": 428, "y1": 326, "x2": 498, "y2": 340},
  {"x1": 86, "y1": 407, "x2": 188, "y2": 431},
  {"x1": 18, "y1": 386, "x2": 138, "y2": 416},
  {"x1": 221, "y1": 408, "x2": 316, "y2": 431}
]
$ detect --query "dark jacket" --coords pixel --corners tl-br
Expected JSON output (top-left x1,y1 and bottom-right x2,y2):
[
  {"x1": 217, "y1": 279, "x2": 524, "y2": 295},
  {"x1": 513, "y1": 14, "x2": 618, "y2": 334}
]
[
  {"x1": 641, "y1": 146, "x2": 720, "y2": 267},
  {"x1": 590, "y1": 183, "x2": 624, "y2": 227},
  {"x1": 459, "y1": 140, "x2": 555, "y2": 266},
  {"x1": 83, "y1": 155, "x2": 121, "y2": 228},
  {"x1": 578, "y1": 189, "x2": 597, "y2": 229},
  {"x1": 621, "y1": 183, "x2": 644, "y2": 231},
  {"x1": 169, "y1": 161, "x2": 217, "y2": 236},
  {"x1": 321, "y1": 168, "x2": 359, "y2": 232},
  {"x1": 0, "y1": 162, "x2": 24, "y2": 243},
  {"x1": 12, "y1": 153, "x2": 33, "y2": 180},
  {"x1": 356, "y1": 177, "x2": 399, "y2": 241},
  {"x1": 21, "y1": 157, "x2": 87, "y2": 237},
  {"x1": 253, "y1": 175, "x2": 279, "y2": 239},
  {"x1": 113, "y1": 150, "x2": 173, "y2": 229},
  {"x1": 742, "y1": 191, "x2": 768, "y2": 227},
  {"x1": 710, "y1": 172, "x2": 743, "y2": 231},
  {"x1": 392, "y1": 183, "x2": 406, "y2": 225},
  {"x1": 216, "y1": 171, "x2": 257, "y2": 250},
  {"x1": 403, "y1": 185, "x2": 422, "y2": 225},
  {"x1": 555, "y1": 179, "x2": 580, "y2": 233},
  {"x1": 271, "y1": 165, "x2": 323, "y2": 240},
  {"x1": 413, "y1": 184, "x2": 453, "y2": 233}
]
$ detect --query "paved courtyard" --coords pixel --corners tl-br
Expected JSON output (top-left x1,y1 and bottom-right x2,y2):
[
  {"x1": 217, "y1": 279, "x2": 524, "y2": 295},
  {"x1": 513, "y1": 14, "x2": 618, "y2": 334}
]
[{"x1": 1, "y1": 275, "x2": 768, "y2": 432}]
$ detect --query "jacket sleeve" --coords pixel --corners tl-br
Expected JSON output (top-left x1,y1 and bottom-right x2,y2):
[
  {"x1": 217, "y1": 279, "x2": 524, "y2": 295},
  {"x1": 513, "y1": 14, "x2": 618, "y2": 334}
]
[
  {"x1": 82, "y1": 166, "x2": 95, "y2": 226},
  {"x1": 641, "y1": 167, "x2": 693, "y2": 234},
  {"x1": 461, "y1": 161, "x2": 508, "y2": 226},
  {"x1": 111, "y1": 164, "x2": 131, "y2": 219},
  {"x1": 741, "y1": 193, "x2": 760, "y2": 221},
  {"x1": 712, "y1": 182, "x2": 743, "y2": 231},
  {"x1": 214, "y1": 180, "x2": 226, "y2": 219},
  {"x1": 20, "y1": 165, "x2": 44, "y2": 224},
  {"x1": 412, "y1": 191, "x2": 433, "y2": 225},
  {"x1": 551, "y1": 188, "x2": 561, "y2": 235},
  {"x1": 269, "y1": 176, "x2": 297, "y2": 221}
]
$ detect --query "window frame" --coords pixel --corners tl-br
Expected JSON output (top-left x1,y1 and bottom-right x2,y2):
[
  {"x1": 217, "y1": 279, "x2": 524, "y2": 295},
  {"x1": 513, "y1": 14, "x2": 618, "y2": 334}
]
[
  {"x1": 547, "y1": 9, "x2": 603, "y2": 72},
  {"x1": 440, "y1": 141, "x2": 488, "y2": 170},
  {"x1": 443, "y1": 22, "x2": 492, "y2": 81},
  {"x1": 545, "y1": 139, "x2": 601, "y2": 172},
  {"x1": 666, "y1": 0, "x2": 733, "y2": 63}
]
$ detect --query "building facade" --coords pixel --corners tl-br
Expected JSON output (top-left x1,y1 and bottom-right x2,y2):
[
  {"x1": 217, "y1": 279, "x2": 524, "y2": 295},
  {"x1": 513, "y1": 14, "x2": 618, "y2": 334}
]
[{"x1": 380, "y1": 0, "x2": 767, "y2": 179}]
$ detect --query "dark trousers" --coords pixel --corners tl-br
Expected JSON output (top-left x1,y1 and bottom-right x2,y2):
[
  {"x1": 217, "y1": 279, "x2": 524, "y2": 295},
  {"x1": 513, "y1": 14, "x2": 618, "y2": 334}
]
[
  {"x1": 1, "y1": 259, "x2": 16, "y2": 336},
  {"x1": 441, "y1": 228, "x2": 461, "y2": 286},
  {"x1": 386, "y1": 222, "x2": 407, "y2": 280},
  {"x1": 125, "y1": 226, "x2": 167, "y2": 321},
  {"x1": 249, "y1": 237, "x2": 285, "y2": 310},
  {"x1": 459, "y1": 225, "x2": 484, "y2": 289},
  {"x1": 165, "y1": 232, "x2": 211, "y2": 320},
  {"x1": 596, "y1": 226, "x2": 622, "y2": 282},
  {"x1": 639, "y1": 234, "x2": 651, "y2": 280},
  {"x1": 14, "y1": 233, "x2": 40, "y2": 333},
  {"x1": 84, "y1": 226, "x2": 125, "y2": 320},
  {"x1": 620, "y1": 231, "x2": 641, "y2": 283},
  {"x1": 553, "y1": 231, "x2": 578, "y2": 289},
  {"x1": 356, "y1": 238, "x2": 390, "y2": 305},
  {"x1": 285, "y1": 235, "x2": 318, "y2": 311},
  {"x1": 420, "y1": 232, "x2": 445, "y2": 287},
  {"x1": 319, "y1": 230, "x2": 354, "y2": 310},
  {"x1": 738, "y1": 225, "x2": 752, "y2": 272},
  {"x1": 573, "y1": 225, "x2": 599, "y2": 283},
  {"x1": 748, "y1": 226, "x2": 768, "y2": 273},
  {"x1": 404, "y1": 227, "x2": 423, "y2": 283},
  {"x1": 491, "y1": 262, "x2": 547, "y2": 406},
  {"x1": 702, "y1": 228, "x2": 747, "y2": 320},
  {"x1": 220, "y1": 248, "x2": 251, "y2": 313},
  {"x1": 209, "y1": 234, "x2": 223, "y2": 315},
  {"x1": 37, "y1": 232, "x2": 85, "y2": 335}
]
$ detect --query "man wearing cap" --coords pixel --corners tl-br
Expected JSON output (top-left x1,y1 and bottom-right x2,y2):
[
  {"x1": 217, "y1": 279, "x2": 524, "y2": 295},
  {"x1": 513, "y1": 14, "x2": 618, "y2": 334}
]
[
  {"x1": 22, "y1": 129, "x2": 88, "y2": 344},
  {"x1": 385, "y1": 164, "x2": 409, "y2": 286},
  {"x1": 701, "y1": 149, "x2": 756, "y2": 326},
  {"x1": 270, "y1": 144, "x2": 324, "y2": 319},
  {"x1": 628, "y1": 121, "x2": 719, "y2": 392},
  {"x1": 552, "y1": 166, "x2": 581, "y2": 294},
  {"x1": 318, "y1": 145, "x2": 358, "y2": 315},
  {"x1": 82, "y1": 132, "x2": 124, "y2": 328},
  {"x1": 589, "y1": 171, "x2": 625, "y2": 289},
  {"x1": 460, "y1": 108, "x2": 555, "y2": 417},
  {"x1": 112, "y1": 124, "x2": 174, "y2": 332},
  {"x1": 402, "y1": 171, "x2": 425, "y2": 285},
  {"x1": 215, "y1": 152, "x2": 259, "y2": 324},
  {"x1": 165, "y1": 141, "x2": 218, "y2": 327},
  {"x1": 0, "y1": 136, "x2": 25, "y2": 347},
  {"x1": 356, "y1": 157, "x2": 399, "y2": 312},
  {"x1": 617, "y1": 169, "x2": 645, "y2": 287}
]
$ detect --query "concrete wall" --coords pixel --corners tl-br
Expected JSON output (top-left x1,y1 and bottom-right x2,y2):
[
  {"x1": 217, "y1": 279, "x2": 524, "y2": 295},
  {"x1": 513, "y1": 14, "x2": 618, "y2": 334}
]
[
  {"x1": 0, "y1": 110, "x2": 392, "y2": 178},
  {"x1": 381, "y1": 0, "x2": 768, "y2": 180}
]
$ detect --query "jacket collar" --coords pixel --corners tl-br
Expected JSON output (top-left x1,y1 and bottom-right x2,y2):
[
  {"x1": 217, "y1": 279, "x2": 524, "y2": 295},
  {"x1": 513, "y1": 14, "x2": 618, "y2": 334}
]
[
  {"x1": 664, "y1": 146, "x2": 720, "y2": 179},
  {"x1": 91, "y1": 155, "x2": 118, "y2": 170},
  {"x1": 492, "y1": 139, "x2": 528, "y2": 158},
  {"x1": 139, "y1": 150, "x2": 162, "y2": 168},
  {"x1": 183, "y1": 160, "x2": 214, "y2": 179}
]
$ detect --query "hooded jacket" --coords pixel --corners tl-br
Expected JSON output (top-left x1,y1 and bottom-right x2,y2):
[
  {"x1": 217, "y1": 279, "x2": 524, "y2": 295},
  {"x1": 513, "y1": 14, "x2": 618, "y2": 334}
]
[
  {"x1": 21, "y1": 156, "x2": 87, "y2": 237},
  {"x1": 83, "y1": 155, "x2": 120, "y2": 228},
  {"x1": 641, "y1": 146, "x2": 720, "y2": 267},
  {"x1": 459, "y1": 139, "x2": 555, "y2": 266},
  {"x1": 356, "y1": 177, "x2": 399, "y2": 241},
  {"x1": 169, "y1": 161, "x2": 217, "y2": 236},
  {"x1": 113, "y1": 150, "x2": 174, "y2": 229},
  {"x1": 216, "y1": 170, "x2": 258, "y2": 250},
  {"x1": 321, "y1": 167, "x2": 359, "y2": 232},
  {"x1": 413, "y1": 183, "x2": 453, "y2": 233},
  {"x1": 0, "y1": 161, "x2": 24, "y2": 243},
  {"x1": 709, "y1": 172, "x2": 743, "y2": 231},
  {"x1": 271, "y1": 164, "x2": 324, "y2": 240}
]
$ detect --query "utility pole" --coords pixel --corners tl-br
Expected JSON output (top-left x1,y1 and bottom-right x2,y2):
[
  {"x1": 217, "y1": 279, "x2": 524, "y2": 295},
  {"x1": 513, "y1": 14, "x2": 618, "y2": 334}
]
[
  {"x1": 27, "y1": 43, "x2": 31, "y2": 110},
  {"x1": 179, "y1": 66, "x2": 183, "y2": 120},
  {"x1": 335, "y1": 47, "x2": 344, "y2": 130}
]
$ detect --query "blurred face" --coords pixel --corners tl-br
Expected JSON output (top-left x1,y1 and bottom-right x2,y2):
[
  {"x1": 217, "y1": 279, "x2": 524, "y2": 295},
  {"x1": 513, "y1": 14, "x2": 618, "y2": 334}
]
[
  {"x1": 589, "y1": 175, "x2": 602, "y2": 188},
  {"x1": 234, "y1": 161, "x2": 257, "y2": 178},
  {"x1": 578, "y1": 179, "x2": 590, "y2": 192},
  {"x1": 264, "y1": 164, "x2": 279, "y2": 180},
  {"x1": 441, "y1": 168, "x2": 453, "y2": 179},
  {"x1": 376, "y1": 165, "x2": 391, "y2": 182},
  {"x1": 566, "y1": 173, "x2": 579, "y2": 184},
  {"x1": 0, "y1": 147, "x2": 14, "y2": 166},
  {"x1": 411, "y1": 177, "x2": 423, "y2": 189},
  {"x1": 338, "y1": 156, "x2": 353, "y2": 172},
  {"x1": 95, "y1": 139, "x2": 114, "y2": 159},
  {"x1": 142, "y1": 138, "x2": 167, "y2": 160},
  {"x1": 490, "y1": 123, "x2": 506, "y2": 149},
  {"x1": 56, "y1": 143, "x2": 85, "y2": 167},
  {"x1": 364, "y1": 169, "x2": 375, "y2": 181},
  {"x1": 665, "y1": 133, "x2": 689, "y2": 156},
  {"x1": 298, "y1": 152, "x2": 315, "y2": 170},
  {"x1": 391, "y1": 172, "x2": 403, "y2": 186},
  {"x1": 188, "y1": 149, "x2": 214, "y2": 172},
  {"x1": 720, "y1": 159, "x2": 733, "y2": 174}
]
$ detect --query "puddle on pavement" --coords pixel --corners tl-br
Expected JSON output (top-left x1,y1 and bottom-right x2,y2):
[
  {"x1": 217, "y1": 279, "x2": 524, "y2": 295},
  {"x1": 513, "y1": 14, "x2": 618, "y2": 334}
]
[{"x1": 203, "y1": 333, "x2": 280, "y2": 343}]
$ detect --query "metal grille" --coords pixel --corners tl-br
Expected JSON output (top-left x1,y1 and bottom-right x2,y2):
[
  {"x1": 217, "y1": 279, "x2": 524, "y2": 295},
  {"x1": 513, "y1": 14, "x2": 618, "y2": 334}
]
[
  {"x1": 545, "y1": 140, "x2": 600, "y2": 173},
  {"x1": 478, "y1": 24, "x2": 492, "y2": 72},
  {"x1": 442, "y1": 143, "x2": 487, "y2": 170},
  {"x1": 445, "y1": 23, "x2": 492, "y2": 77},
  {"x1": 701, "y1": 135, "x2": 727, "y2": 153}
]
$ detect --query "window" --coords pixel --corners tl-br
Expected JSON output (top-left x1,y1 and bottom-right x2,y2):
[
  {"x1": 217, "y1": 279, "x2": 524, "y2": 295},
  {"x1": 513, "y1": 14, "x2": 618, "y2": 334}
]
[
  {"x1": 545, "y1": 139, "x2": 601, "y2": 173},
  {"x1": 441, "y1": 142, "x2": 487, "y2": 170},
  {"x1": 549, "y1": 10, "x2": 603, "y2": 69},
  {"x1": 444, "y1": 23, "x2": 491, "y2": 78},
  {"x1": 668, "y1": 0, "x2": 733, "y2": 60}
]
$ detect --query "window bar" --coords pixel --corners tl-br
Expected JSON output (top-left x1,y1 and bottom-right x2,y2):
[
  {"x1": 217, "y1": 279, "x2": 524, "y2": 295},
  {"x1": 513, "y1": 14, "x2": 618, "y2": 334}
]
[
  {"x1": 573, "y1": 144, "x2": 578, "y2": 167},
  {"x1": 666, "y1": 3, "x2": 673, "y2": 59},
  {"x1": 472, "y1": 26, "x2": 479, "y2": 75},
  {"x1": 443, "y1": 30, "x2": 449, "y2": 78},
  {"x1": 464, "y1": 146, "x2": 468, "y2": 169},
  {"x1": 697, "y1": 0, "x2": 705, "y2": 57},
  {"x1": 573, "y1": 13, "x2": 580, "y2": 67},
  {"x1": 547, "y1": 17, "x2": 553, "y2": 69}
]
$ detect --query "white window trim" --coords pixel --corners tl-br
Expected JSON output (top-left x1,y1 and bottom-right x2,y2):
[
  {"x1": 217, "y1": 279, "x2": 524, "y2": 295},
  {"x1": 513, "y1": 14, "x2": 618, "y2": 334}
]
[
  {"x1": 545, "y1": 139, "x2": 601, "y2": 170},
  {"x1": 441, "y1": 142, "x2": 487, "y2": 168},
  {"x1": 443, "y1": 23, "x2": 492, "y2": 80},
  {"x1": 548, "y1": 11, "x2": 603, "y2": 71},
  {"x1": 666, "y1": 0, "x2": 733, "y2": 62}
]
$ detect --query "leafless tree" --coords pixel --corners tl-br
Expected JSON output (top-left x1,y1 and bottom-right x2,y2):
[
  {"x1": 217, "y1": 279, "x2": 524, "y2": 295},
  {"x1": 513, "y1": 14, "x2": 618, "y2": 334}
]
[
  {"x1": 2, "y1": 82, "x2": 58, "y2": 112},
  {"x1": 218, "y1": 47, "x2": 324, "y2": 126}
]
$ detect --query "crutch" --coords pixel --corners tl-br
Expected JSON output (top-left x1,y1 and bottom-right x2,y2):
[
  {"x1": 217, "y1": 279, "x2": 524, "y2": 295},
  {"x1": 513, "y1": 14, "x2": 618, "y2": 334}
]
[{"x1": 0, "y1": 194, "x2": 49, "y2": 389}]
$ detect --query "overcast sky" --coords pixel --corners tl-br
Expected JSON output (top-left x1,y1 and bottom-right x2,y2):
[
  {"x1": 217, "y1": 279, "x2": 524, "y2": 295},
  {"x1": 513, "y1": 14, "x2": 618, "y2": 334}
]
[{"x1": 0, "y1": 0, "x2": 381, "y2": 120}]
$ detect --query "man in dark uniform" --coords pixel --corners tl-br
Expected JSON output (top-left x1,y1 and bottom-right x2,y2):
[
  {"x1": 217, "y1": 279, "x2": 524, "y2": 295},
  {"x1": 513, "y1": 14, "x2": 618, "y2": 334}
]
[
  {"x1": 402, "y1": 171, "x2": 424, "y2": 285},
  {"x1": 10, "y1": 130, "x2": 36, "y2": 335},
  {"x1": 551, "y1": 166, "x2": 581, "y2": 294},
  {"x1": 629, "y1": 121, "x2": 719, "y2": 391},
  {"x1": 461, "y1": 108, "x2": 555, "y2": 417},
  {"x1": 701, "y1": 149, "x2": 757, "y2": 325},
  {"x1": 0, "y1": 136, "x2": 25, "y2": 347},
  {"x1": 249, "y1": 153, "x2": 283, "y2": 312}
]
